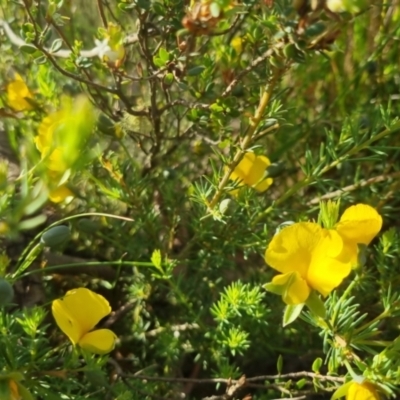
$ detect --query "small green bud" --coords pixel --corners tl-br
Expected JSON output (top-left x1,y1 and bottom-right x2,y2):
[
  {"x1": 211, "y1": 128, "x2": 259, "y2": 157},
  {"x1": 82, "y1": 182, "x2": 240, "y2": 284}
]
[
  {"x1": 0, "y1": 279, "x2": 14, "y2": 306},
  {"x1": 40, "y1": 225, "x2": 71, "y2": 248}
]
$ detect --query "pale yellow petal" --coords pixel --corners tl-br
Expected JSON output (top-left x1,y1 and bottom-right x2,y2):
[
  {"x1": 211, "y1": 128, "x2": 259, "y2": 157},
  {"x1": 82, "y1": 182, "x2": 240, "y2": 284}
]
[
  {"x1": 336, "y1": 204, "x2": 382, "y2": 245},
  {"x1": 79, "y1": 329, "x2": 117, "y2": 355},
  {"x1": 265, "y1": 222, "x2": 322, "y2": 278},
  {"x1": 54, "y1": 288, "x2": 111, "y2": 335}
]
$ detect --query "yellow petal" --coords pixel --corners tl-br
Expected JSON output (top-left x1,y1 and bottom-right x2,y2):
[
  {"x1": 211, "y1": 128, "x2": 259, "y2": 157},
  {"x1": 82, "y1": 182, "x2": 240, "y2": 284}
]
[
  {"x1": 336, "y1": 204, "x2": 382, "y2": 245},
  {"x1": 272, "y1": 271, "x2": 310, "y2": 304},
  {"x1": 7, "y1": 78, "x2": 33, "y2": 112},
  {"x1": 49, "y1": 185, "x2": 73, "y2": 203},
  {"x1": 247, "y1": 155, "x2": 271, "y2": 187},
  {"x1": 346, "y1": 382, "x2": 381, "y2": 400},
  {"x1": 229, "y1": 152, "x2": 257, "y2": 183},
  {"x1": 47, "y1": 148, "x2": 69, "y2": 173},
  {"x1": 52, "y1": 299, "x2": 83, "y2": 345},
  {"x1": 53, "y1": 288, "x2": 111, "y2": 339},
  {"x1": 307, "y1": 230, "x2": 351, "y2": 297},
  {"x1": 79, "y1": 329, "x2": 117, "y2": 355},
  {"x1": 265, "y1": 222, "x2": 323, "y2": 278},
  {"x1": 254, "y1": 177, "x2": 273, "y2": 193},
  {"x1": 37, "y1": 111, "x2": 65, "y2": 153}
]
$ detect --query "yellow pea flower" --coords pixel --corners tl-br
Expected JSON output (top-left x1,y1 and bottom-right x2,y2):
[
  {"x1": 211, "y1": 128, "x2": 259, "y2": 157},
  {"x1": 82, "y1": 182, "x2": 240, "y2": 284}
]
[
  {"x1": 335, "y1": 204, "x2": 382, "y2": 266},
  {"x1": 229, "y1": 152, "x2": 273, "y2": 193},
  {"x1": 265, "y1": 222, "x2": 352, "y2": 304},
  {"x1": 332, "y1": 379, "x2": 381, "y2": 400},
  {"x1": 52, "y1": 288, "x2": 117, "y2": 355},
  {"x1": 6, "y1": 74, "x2": 33, "y2": 112}
]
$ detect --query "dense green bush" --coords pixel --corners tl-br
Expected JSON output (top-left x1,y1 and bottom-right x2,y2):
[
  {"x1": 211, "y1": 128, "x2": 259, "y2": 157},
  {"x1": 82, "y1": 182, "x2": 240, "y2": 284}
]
[{"x1": 1, "y1": 0, "x2": 400, "y2": 399}]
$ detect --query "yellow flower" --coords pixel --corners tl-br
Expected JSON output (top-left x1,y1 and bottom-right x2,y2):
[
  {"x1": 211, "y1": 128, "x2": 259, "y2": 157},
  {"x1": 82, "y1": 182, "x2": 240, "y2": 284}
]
[
  {"x1": 346, "y1": 381, "x2": 380, "y2": 400},
  {"x1": 335, "y1": 204, "x2": 382, "y2": 266},
  {"x1": 332, "y1": 379, "x2": 381, "y2": 400},
  {"x1": 229, "y1": 152, "x2": 273, "y2": 193},
  {"x1": 6, "y1": 74, "x2": 33, "y2": 112},
  {"x1": 48, "y1": 184, "x2": 73, "y2": 203},
  {"x1": 52, "y1": 288, "x2": 117, "y2": 355},
  {"x1": 265, "y1": 222, "x2": 352, "y2": 304},
  {"x1": 231, "y1": 37, "x2": 243, "y2": 54}
]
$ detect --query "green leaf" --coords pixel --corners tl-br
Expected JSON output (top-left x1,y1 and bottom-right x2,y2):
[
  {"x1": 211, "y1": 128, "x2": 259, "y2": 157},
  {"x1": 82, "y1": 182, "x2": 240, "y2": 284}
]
[
  {"x1": 187, "y1": 66, "x2": 206, "y2": 76},
  {"x1": 331, "y1": 381, "x2": 352, "y2": 400},
  {"x1": 276, "y1": 354, "x2": 283, "y2": 374},
  {"x1": 151, "y1": 249, "x2": 162, "y2": 270},
  {"x1": 50, "y1": 38, "x2": 63, "y2": 53},
  {"x1": 305, "y1": 291, "x2": 326, "y2": 319},
  {"x1": 19, "y1": 44, "x2": 37, "y2": 54},
  {"x1": 158, "y1": 47, "x2": 170, "y2": 64},
  {"x1": 312, "y1": 357, "x2": 323, "y2": 373},
  {"x1": 210, "y1": 2, "x2": 221, "y2": 17},
  {"x1": 283, "y1": 303, "x2": 304, "y2": 327},
  {"x1": 263, "y1": 282, "x2": 284, "y2": 295}
]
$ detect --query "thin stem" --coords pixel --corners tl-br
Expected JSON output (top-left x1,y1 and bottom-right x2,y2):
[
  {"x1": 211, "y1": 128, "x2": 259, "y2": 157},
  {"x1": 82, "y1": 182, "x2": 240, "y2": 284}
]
[
  {"x1": 207, "y1": 69, "x2": 282, "y2": 210},
  {"x1": 16, "y1": 260, "x2": 154, "y2": 280}
]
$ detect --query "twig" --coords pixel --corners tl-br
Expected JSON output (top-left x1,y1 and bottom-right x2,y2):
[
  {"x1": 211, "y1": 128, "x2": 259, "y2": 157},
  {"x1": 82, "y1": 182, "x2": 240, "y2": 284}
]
[
  {"x1": 207, "y1": 68, "x2": 283, "y2": 211},
  {"x1": 0, "y1": 18, "x2": 138, "y2": 58},
  {"x1": 307, "y1": 171, "x2": 400, "y2": 205},
  {"x1": 123, "y1": 371, "x2": 344, "y2": 384},
  {"x1": 221, "y1": 42, "x2": 284, "y2": 98},
  {"x1": 97, "y1": 0, "x2": 108, "y2": 28}
]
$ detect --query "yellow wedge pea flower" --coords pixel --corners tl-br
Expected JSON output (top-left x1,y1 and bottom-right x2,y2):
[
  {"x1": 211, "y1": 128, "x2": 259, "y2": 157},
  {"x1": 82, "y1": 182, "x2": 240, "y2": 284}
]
[
  {"x1": 6, "y1": 74, "x2": 33, "y2": 112},
  {"x1": 52, "y1": 288, "x2": 117, "y2": 355},
  {"x1": 229, "y1": 151, "x2": 273, "y2": 193},
  {"x1": 265, "y1": 204, "x2": 382, "y2": 305},
  {"x1": 265, "y1": 222, "x2": 352, "y2": 304},
  {"x1": 332, "y1": 379, "x2": 381, "y2": 400}
]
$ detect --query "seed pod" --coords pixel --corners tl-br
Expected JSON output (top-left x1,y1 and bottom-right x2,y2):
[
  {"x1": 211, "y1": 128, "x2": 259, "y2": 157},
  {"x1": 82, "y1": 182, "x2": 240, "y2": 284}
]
[{"x1": 40, "y1": 225, "x2": 71, "y2": 248}]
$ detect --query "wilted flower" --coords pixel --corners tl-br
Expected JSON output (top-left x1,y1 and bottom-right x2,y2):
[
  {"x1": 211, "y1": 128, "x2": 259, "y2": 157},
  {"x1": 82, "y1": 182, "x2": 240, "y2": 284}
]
[
  {"x1": 6, "y1": 74, "x2": 33, "y2": 112},
  {"x1": 229, "y1": 151, "x2": 273, "y2": 193},
  {"x1": 264, "y1": 204, "x2": 382, "y2": 305},
  {"x1": 52, "y1": 288, "x2": 117, "y2": 355}
]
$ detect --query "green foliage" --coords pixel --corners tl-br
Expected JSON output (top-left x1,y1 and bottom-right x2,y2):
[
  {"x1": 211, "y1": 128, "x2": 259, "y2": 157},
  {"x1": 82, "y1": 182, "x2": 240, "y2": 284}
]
[{"x1": 1, "y1": 0, "x2": 400, "y2": 399}]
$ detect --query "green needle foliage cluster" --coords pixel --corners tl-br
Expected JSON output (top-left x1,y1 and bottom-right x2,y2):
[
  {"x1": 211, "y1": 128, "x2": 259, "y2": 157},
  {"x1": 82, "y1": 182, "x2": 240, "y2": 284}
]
[{"x1": 0, "y1": 0, "x2": 400, "y2": 399}]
